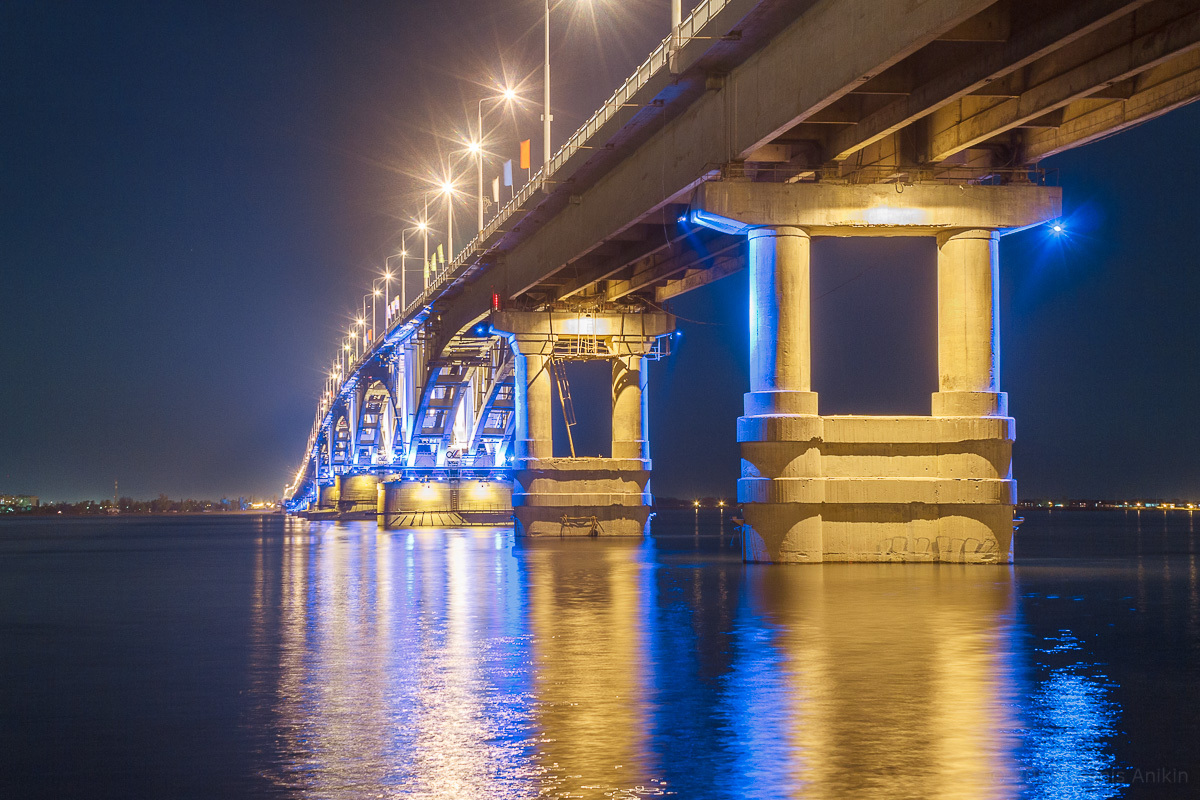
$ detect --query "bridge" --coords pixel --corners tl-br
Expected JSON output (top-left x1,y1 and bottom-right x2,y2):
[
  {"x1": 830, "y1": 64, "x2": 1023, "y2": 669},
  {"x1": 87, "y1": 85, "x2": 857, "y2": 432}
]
[{"x1": 284, "y1": 0, "x2": 1200, "y2": 563}]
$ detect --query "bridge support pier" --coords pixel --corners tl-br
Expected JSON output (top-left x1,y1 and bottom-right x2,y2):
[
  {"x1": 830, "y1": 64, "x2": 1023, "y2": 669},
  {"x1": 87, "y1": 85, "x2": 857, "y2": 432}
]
[
  {"x1": 492, "y1": 310, "x2": 674, "y2": 536},
  {"x1": 316, "y1": 477, "x2": 340, "y2": 510},
  {"x1": 693, "y1": 181, "x2": 1060, "y2": 563}
]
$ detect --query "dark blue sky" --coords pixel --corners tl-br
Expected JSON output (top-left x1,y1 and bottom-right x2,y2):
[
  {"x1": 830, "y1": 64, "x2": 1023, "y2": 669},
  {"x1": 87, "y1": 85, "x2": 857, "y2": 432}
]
[{"x1": 3, "y1": 1, "x2": 1198, "y2": 501}]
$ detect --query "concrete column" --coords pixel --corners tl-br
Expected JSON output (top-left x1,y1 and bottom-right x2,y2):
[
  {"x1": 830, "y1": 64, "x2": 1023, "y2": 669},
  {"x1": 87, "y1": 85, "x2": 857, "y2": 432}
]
[
  {"x1": 933, "y1": 229, "x2": 1006, "y2": 416},
  {"x1": 514, "y1": 350, "x2": 552, "y2": 460},
  {"x1": 745, "y1": 225, "x2": 817, "y2": 416},
  {"x1": 612, "y1": 355, "x2": 649, "y2": 461}
]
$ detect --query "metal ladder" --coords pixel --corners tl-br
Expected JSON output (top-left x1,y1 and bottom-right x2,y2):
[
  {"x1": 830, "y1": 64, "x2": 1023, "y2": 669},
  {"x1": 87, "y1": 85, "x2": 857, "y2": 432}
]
[{"x1": 549, "y1": 357, "x2": 578, "y2": 457}]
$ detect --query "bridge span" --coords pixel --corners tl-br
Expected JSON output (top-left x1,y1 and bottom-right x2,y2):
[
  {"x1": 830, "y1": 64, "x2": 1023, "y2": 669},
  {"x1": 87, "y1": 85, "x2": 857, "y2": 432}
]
[{"x1": 284, "y1": 0, "x2": 1200, "y2": 562}]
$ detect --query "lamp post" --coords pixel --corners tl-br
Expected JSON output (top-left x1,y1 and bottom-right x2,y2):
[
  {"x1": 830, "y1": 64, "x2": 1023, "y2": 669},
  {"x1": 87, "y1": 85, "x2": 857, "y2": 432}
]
[
  {"x1": 381, "y1": 263, "x2": 396, "y2": 325},
  {"x1": 439, "y1": 179, "x2": 455, "y2": 264},
  {"x1": 370, "y1": 281, "x2": 383, "y2": 343},
  {"x1": 395, "y1": 224, "x2": 423, "y2": 313},
  {"x1": 420, "y1": 193, "x2": 435, "y2": 290},
  {"x1": 670, "y1": 0, "x2": 682, "y2": 71},
  {"x1": 544, "y1": 0, "x2": 552, "y2": 166},
  {"x1": 474, "y1": 87, "x2": 520, "y2": 232}
]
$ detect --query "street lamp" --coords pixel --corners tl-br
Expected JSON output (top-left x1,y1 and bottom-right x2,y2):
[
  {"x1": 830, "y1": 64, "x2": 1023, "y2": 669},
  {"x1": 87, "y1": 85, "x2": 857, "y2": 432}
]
[
  {"x1": 370, "y1": 281, "x2": 384, "y2": 343},
  {"x1": 544, "y1": 0, "x2": 552, "y2": 166},
  {"x1": 417, "y1": 215, "x2": 430, "y2": 290},
  {"x1": 474, "y1": 87, "x2": 522, "y2": 232},
  {"x1": 391, "y1": 223, "x2": 424, "y2": 317},
  {"x1": 439, "y1": 179, "x2": 455, "y2": 263},
  {"x1": 381, "y1": 263, "x2": 397, "y2": 324}
]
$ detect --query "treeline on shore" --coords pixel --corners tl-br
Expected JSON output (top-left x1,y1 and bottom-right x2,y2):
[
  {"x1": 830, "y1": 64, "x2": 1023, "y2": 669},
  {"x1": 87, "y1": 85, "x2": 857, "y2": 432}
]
[{"x1": 9, "y1": 495, "x2": 276, "y2": 515}]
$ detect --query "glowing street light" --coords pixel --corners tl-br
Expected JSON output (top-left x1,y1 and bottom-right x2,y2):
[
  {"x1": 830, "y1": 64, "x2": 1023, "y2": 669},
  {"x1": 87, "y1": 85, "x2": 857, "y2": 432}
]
[
  {"x1": 437, "y1": 178, "x2": 456, "y2": 266},
  {"x1": 543, "y1": 0, "x2": 552, "y2": 166},
  {"x1": 416, "y1": 215, "x2": 430, "y2": 291},
  {"x1": 473, "y1": 86, "x2": 522, "y2": 232},
  {"x1": 370, "y1": 281, "x2": 384, "y2": 342}
]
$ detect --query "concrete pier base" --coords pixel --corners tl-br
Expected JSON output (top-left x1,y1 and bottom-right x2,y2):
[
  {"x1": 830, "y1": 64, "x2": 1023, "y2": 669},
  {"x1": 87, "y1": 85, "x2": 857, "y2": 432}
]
[
  {"x1": 338, "y1": 474, "x2": 379, "y2": 512},
  {"x1": 377, "y1": 478, "x2": 513, "y2": 528},
  {"x1": 513, "y1": 457, "x2": 652, "y2": 536},
  {"x1": 738, "y1": 414, "x2": 1015, "y2": 563},
  {"x1": 316, "y1": 477, "x2": 340, "y2": 510},
  {"x1": 734, "y1": 424, "x2": 1016, "y2": 563}
]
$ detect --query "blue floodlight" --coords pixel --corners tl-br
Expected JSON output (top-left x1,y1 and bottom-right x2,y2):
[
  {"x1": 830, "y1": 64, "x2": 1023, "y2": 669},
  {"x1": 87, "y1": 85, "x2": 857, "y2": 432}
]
[{"x1": 688, "y1": 209, "x2": 751, "y2": 236}]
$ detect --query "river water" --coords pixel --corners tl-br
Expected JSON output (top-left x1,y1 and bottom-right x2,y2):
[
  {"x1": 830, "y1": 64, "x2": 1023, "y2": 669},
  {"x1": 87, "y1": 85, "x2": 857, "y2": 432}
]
[{"x1": 1, "y1": 509, "x2": 1197, "y2": 799}]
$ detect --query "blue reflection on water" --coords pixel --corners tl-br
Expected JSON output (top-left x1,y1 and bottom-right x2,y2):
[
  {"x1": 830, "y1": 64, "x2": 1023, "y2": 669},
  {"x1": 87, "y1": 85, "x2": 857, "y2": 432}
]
[{"x1": 1016, "y1": 626, "x2": 1123, "y2": 799}]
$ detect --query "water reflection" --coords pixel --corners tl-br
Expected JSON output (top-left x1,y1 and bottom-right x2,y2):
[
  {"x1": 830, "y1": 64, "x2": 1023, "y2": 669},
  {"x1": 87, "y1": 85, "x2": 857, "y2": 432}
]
[
  {"x1": 518, "y1": 539, "x2": 658, "y2": 797},
  {"x1": 252, "y1": 524, "x2": 538, "y2": 798},
  {"x1": 245, "y1": 518, "x2": 1130, "y2": 799},
  {"x1": 739, "y1": 566, "x2": 1022, "y2": 799},
  {"x1": 1022, "y1": 631, "x2": 1120, "y2": 799}
]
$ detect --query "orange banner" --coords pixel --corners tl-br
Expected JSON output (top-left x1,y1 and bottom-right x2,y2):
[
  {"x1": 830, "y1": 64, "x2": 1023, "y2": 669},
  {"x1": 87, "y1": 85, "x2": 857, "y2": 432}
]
[{"x1": 519, "y1": 139, "x2": 531, "y2": 170}]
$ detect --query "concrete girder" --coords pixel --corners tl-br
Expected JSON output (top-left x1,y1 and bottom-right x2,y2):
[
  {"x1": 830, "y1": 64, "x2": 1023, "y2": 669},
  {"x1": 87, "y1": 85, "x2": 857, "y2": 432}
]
[
  {"x1": 826, "y1": 0, "x2": 1152, "y2": 162},
  {"x1": 1023, "y1": 47, "x2": 1200, "y2": 160},
  {"x1": 602, "y1": 229, "x2": 738, "y2": 301},
  {"x1": 656, "y1": 255, "x2": 745, "y2": 302},
  {"x1": 926, "y1": 2, "x2": 1200, "y2": 163}
]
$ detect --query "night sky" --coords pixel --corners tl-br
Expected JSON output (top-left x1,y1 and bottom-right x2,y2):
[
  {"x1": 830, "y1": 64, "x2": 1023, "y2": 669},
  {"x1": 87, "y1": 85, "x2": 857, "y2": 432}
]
[{"x1": 3, "y1": 1, "x2": 1198, "y2": 502}]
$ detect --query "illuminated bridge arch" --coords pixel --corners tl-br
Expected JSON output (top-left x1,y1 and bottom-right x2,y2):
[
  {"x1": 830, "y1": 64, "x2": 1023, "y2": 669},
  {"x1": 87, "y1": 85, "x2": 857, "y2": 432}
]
[{"x1": 406, "y1": 336, "x2": 514, "y2": 469}]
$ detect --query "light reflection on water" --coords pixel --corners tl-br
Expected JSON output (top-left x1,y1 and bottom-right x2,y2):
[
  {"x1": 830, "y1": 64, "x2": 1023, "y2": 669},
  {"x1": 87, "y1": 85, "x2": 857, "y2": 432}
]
[{"x1": 242, "y1": 516, "x2": 1131, "y2": 799}]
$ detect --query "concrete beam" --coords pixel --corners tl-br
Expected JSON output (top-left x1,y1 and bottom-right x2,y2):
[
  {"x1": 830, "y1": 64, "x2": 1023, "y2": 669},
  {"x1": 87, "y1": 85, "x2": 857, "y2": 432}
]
[
  {"x1": 1024, "y1": 48, "x2": 1200, "y2": 160},
  {"x1": 490, "y1": 311, "x2": 675, "y2": 342},
  {"x1": 604, "y1": 236, "x2": 742, "y2": 301},
  {"x1": 926, "y1": 4, "x2": 1200, "y2": 162},
  {"x1": 827, "y1": 0, "x2": 1151, "y2": 161},
  {"x1": 695, "y1": 181, "x2": 1061, "y2": 235},
  {"x1": 656, "y1": 255, "x2": 745, "y2": 302}
]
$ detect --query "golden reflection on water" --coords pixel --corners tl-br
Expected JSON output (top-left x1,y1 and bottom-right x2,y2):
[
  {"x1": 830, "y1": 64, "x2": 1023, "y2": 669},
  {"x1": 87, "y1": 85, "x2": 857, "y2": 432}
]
[
  {"x1": 750, "y1": 566, "x2": 1019, "y2": 799},
  {"x1": 522, "y1": 539, "x2": 656, "y2": 797},
  {"x1": 251, "y1": 526, "x2": 1033, "y2": 799}
]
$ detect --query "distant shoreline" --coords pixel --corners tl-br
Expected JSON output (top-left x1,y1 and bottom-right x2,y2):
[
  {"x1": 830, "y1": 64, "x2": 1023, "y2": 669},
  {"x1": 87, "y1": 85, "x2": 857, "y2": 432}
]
[{"x1": 0, "y1": 509, "x2": 282, "y2": 518}]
